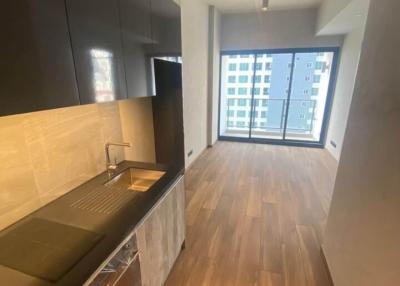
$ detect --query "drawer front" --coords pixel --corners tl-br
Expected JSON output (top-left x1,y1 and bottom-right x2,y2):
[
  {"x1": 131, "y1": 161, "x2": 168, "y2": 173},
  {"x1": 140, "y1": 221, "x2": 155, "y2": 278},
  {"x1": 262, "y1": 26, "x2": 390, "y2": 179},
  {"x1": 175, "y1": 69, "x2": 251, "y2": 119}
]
[{"x1": 89, "y1": 234, "x2": 140, "y2": 286}]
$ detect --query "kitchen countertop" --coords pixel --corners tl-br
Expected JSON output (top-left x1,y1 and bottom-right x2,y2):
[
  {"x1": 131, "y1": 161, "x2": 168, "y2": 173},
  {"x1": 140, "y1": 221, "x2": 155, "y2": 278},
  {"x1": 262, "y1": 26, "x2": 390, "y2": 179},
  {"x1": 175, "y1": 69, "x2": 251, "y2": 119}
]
[{"x1": 0, "y1": 161, "x2": 183, "y2": 286}]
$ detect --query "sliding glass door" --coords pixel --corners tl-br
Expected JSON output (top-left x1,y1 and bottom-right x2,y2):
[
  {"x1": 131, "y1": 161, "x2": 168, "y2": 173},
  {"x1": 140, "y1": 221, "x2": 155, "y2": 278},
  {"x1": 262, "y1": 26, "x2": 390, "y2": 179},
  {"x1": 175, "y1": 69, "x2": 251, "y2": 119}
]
[
  {"x1": 219, "y1": 48, "x2": 338, "y2": 146},
  {"x1": 219, "y1": 54, "x2": 256, "y2": 138},
  {"x1": 284, "y1": 51, "x2": 335, "y2": 141},
  {"x1": 250, "y1": 53, "x2": 292, "y2": 140}
]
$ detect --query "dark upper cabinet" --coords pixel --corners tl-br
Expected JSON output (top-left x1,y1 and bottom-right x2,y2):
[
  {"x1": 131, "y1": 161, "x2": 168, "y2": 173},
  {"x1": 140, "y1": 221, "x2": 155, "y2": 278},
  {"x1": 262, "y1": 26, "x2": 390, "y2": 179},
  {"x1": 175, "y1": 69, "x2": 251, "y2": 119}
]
[
  {"x1": 119, "y1": 0, "x2": 153, "y2": 98},
  {"x1": 66, "y1": 0, "x2": 127, "y2": 104},
  {"x1": 0, "y1": 0, "x2": 80, "y2": 116},
  {"x1": 119, "y1": 0, "x2": 152, "y2": 42},
  {"x1": 0, "y1": 0, "x2": 182, "y2": 117},
  {"x1": 118, "y1": 0, "x2": 182, "y2": 99},
  {"x1": 149, "y1": 0, "x2": 182, "y2": 56}
]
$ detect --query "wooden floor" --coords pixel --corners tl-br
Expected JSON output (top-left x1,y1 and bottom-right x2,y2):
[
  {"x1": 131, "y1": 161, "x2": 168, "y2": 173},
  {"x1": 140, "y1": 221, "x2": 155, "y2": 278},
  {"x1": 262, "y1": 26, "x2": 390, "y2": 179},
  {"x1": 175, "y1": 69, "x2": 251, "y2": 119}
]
[{"x1": 165, "y1": 141, "x2": 337, "y2": 286}]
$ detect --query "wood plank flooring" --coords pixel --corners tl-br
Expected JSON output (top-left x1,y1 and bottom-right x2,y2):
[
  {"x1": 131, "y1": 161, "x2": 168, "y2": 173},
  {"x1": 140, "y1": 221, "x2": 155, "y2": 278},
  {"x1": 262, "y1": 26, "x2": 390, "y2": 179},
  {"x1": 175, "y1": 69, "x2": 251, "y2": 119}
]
[{"x1": 165, "y1": 141, "x2": 337, "y2": 286}]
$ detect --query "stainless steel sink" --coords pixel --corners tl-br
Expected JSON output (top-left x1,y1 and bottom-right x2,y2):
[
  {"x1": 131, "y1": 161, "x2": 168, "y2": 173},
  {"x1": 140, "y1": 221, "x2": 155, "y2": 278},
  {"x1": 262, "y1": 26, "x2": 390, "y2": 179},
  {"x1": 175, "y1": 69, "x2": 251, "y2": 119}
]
[{"x1": 104, "y1": 168, "x2": 166, "y2": 192}]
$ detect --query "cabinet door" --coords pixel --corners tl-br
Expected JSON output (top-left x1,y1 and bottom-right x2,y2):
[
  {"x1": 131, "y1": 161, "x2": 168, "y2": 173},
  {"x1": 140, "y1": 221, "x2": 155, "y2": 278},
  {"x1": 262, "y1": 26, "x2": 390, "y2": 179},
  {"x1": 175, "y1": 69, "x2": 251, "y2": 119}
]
[
  {"x1": 119, "y1": 0, "x2": 152, "y2": 41},
  {"x1": 66, "y1": 0, "x2": 127, "y2": 104},
  {"x1": 149, "y1": 0, "x2": 181, "y2": 56},
  {"x1": 119, "y1": 0, "x2": 153, "y2": 98},
  {"x1": 136, "y1": 176, "x2": 185, "y2": 286},
  {"x1": 0, "y1": 0, "x2": 80, "y2": 116}
]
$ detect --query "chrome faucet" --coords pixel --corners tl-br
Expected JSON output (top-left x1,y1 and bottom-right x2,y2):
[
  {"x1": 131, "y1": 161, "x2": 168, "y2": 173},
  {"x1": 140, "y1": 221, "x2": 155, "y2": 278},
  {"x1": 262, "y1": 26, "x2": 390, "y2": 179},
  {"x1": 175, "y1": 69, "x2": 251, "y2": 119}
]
[{"x1": 105, "y1": 142, "x2": 131, "y2": 176}]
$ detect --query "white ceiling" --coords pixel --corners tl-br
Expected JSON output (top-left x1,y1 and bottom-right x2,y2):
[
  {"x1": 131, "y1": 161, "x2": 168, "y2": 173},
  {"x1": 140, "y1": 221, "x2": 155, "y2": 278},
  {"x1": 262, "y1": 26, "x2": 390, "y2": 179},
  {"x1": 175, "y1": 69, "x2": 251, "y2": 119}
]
[{"x1": 205, "y1": 0, "x2": 324, "y2": 14}]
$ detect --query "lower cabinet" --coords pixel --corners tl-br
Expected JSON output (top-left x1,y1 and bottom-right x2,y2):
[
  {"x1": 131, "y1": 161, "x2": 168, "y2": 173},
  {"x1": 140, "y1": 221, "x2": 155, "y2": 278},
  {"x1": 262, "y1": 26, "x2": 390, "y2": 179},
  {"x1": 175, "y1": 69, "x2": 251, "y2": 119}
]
[
  {"x1": 86, "y1": 175, "x2": 185, "y2": 286},
  {"x1": 135, "y1": 176, "x2": 185, "y2": 286}
]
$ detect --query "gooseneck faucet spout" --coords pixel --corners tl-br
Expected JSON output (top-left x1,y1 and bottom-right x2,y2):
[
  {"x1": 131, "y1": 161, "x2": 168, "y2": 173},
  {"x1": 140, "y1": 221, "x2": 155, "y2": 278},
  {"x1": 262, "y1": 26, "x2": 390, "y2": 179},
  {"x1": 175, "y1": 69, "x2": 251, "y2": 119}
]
[{"x1": 105, "y1": 142, "x2": 131, "y2": 176}]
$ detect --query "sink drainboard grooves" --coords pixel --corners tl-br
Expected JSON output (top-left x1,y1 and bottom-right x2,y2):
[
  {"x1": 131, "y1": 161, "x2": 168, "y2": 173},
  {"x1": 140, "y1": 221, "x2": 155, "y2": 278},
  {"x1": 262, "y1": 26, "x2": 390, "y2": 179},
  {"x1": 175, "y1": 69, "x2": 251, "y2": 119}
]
[{"x1": 71, "y1": 186, "x2": 135, "y2": 214}]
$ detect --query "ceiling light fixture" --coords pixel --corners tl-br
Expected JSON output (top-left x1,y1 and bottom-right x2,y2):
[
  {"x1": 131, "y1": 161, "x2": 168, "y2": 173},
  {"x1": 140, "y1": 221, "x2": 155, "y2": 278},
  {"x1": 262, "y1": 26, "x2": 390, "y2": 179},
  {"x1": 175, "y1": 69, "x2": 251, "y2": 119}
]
[{"x1": 261, "y1": 0, "x2": 269, "y2": 11}]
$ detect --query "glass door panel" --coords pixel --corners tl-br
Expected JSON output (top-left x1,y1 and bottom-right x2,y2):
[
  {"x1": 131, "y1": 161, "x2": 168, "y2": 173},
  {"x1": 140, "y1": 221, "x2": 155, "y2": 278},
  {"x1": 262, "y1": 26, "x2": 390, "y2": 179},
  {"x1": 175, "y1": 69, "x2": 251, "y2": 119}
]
[
  {"x1": 285, "y1": 52, "x2": 335, "y2": 142},
  {"x1": 250, "y1": 53, "x2": 293, "y2": 140},
  {"x1": 219, "y1": 54, "x2": 256, "y2": 138}
]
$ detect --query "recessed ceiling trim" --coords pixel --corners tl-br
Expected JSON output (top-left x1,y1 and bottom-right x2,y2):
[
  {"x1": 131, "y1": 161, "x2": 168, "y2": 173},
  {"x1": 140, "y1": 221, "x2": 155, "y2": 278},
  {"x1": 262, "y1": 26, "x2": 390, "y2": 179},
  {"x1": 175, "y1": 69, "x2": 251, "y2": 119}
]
[{"x1": 204, "y1": 0, "x2": 324, "y2": 14}]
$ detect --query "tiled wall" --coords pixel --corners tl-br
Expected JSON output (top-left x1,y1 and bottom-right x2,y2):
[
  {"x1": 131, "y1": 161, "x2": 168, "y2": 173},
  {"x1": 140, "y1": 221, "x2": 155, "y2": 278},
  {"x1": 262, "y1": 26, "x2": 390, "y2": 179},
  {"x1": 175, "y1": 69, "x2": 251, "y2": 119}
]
[
  {"x1": 119, "y1": 98, "x2": 156, "y2": 163},
  {"x1": 0, "y1": 98, "x2": 155, "y2": 230}
]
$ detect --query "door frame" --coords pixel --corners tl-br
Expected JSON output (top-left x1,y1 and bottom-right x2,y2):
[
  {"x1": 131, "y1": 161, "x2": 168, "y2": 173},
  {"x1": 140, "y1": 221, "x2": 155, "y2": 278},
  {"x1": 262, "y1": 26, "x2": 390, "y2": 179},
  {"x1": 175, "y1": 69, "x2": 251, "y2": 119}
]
[{"x1": 217, "y1": 47, "x2": 340, "y2": 148}]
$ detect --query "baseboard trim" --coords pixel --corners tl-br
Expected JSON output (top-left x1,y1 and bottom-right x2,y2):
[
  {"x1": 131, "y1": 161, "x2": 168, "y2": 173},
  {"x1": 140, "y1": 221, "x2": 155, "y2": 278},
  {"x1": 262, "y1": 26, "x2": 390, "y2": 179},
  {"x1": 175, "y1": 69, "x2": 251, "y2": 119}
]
[
  {"x1": 320, "y1": 246, "x2": 335, "y2": 286},
  {"x1": 185, "y1": 146, "x2": 208, "y2": 171}
]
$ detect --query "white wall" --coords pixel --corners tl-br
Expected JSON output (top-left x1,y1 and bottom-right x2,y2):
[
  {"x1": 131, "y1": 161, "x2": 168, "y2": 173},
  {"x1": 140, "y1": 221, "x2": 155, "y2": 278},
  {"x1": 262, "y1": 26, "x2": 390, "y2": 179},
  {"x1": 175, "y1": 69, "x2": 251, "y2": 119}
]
[
  {"x1": 207, "y1": 6, "x2": 221, "y2": 146},
  {"x1": 181, "y1": 0, "x2": 209, "y2": 167},
  {"x1": 221, "y1": 9, "x2": 343, "y2": 51},
  {"x1": 325, "y1": 27, "x2": 364, "y2": 160},
  {"x1": 317, "y1": 0, "x2": 352, "y2": 33},
  {"x1": 317, "y1": 0, "x2": 370, "y2": 36},
  {"x1": 323, "y1": 1, "x2": 400, "y2": 285}
]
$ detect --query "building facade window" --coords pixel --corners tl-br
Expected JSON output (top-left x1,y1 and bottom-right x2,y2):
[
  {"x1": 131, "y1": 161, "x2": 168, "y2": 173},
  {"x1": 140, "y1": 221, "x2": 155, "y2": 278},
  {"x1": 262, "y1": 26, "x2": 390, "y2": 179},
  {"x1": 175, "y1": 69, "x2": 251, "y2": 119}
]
[
  {"x1": 253, "y1": 75, "x2": 261, "y2": 83},
  {"x1": 263, "y1": 88, "x2": 270, "y2": 95},
  {"x1": 238, "y1": 75, "x2": 248, "y2": 83},
  {"x1": 228, "y1": 88, "x2": 235, "y2": 95},
  {"x1": 251, "y1": 88, "x2": 260, "y2": 95},
  {"x1": 228, "y1": 76, "x2": 236, "y2": 83},
  {"x1": 238, "y1": 99, "x2": 247, "y2": 106},
  {"x1": 315, "y1": 61, "x2": 324, "y2": 70},
  {"x1": 239, "y1": 63, "x2": 249, "y2": 71},
  {"x1": 264, "y1": 75, "x2": 271, "y2": 83},
  {"x1": 253, "y1": 63, "x2": 262, "y2": 71},
  {"x1": 229, "y1": 63, "x2": 236, "y2": 71},
  {"x1": 238, "y1": 87, "x2": 247, "y2": 95},
  {"x1": 228, "y1": 99, "x2": 235, "y2": 106},
  {"x1": 237, "y1": 110, "x2": 246, "y2": 117}
]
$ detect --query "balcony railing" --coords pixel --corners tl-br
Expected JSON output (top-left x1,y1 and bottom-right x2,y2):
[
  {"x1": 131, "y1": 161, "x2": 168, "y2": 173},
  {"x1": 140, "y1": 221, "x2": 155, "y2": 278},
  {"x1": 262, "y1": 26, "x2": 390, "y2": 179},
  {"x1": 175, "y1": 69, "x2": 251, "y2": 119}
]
[{"x1": 225, "y1": 98, "x2": 317, "y2": 133}]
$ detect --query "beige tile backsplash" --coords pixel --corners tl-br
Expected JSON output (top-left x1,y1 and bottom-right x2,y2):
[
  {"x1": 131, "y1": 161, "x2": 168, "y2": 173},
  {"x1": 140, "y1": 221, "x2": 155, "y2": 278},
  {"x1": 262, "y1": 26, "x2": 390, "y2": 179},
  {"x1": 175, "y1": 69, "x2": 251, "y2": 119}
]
[
  {"x1": 0, "y1": 98, "x2": 155, "y2": 231},
  {"x1": 119, "y1": 98, "x2": 156, "y2": 163}
]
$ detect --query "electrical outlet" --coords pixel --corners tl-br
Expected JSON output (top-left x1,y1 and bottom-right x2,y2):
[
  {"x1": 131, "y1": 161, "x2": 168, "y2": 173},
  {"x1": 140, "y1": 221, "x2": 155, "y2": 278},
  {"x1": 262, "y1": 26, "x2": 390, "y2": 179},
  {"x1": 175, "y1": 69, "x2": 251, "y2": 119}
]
[
  {"x1": 330, "y1": 140, "x2": 337, "y2": 148},
  {"x1": 187, "y1": 150, "x2": 193, "y2": 157}
]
